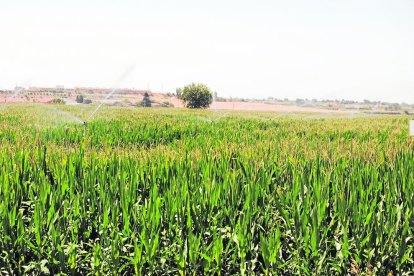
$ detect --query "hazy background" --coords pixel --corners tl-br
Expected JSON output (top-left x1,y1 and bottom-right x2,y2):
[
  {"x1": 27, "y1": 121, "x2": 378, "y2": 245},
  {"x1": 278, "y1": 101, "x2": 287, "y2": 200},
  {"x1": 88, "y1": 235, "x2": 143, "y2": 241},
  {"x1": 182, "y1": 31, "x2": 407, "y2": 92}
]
[{"x1": 1, "y1": 0, "x2": 413, "y2": 103}]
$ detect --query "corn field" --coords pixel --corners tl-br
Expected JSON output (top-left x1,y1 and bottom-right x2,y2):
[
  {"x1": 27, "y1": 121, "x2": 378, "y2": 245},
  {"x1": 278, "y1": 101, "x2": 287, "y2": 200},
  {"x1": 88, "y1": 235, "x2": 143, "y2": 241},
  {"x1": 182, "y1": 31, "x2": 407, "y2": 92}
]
[{"x1": 0, "y1": 104, "x2": 413, "y2": 274}]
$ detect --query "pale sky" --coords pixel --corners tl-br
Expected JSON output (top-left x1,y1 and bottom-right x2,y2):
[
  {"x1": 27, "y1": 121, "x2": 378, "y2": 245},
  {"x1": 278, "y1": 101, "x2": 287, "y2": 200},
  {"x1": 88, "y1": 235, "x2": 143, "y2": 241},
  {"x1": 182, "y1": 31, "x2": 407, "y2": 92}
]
[{"x1": 1, "y1": 0, "x2": 413, "y2": 103}]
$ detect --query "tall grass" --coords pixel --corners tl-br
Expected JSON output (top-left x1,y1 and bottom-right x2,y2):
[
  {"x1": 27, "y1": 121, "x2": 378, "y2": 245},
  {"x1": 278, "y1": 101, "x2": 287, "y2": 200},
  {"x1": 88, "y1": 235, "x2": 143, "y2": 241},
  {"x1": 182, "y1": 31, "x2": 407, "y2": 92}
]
[{"x1": 0, "y1": 104, "x2": 413, "y2": 274}]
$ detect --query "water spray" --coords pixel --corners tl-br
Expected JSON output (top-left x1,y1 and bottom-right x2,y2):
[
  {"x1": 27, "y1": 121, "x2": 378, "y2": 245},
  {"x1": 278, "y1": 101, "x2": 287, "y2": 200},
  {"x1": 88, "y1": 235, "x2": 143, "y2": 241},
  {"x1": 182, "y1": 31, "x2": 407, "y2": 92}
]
[
  {"x1": 82, "y1": 64, "x2": 135, "y2": 135},
  {"x1": 204, "y1": 91, "x2": 230, "y2": 124},
  {"x1": 24, "y1": 64, "x2": 134, "y2": 138}
]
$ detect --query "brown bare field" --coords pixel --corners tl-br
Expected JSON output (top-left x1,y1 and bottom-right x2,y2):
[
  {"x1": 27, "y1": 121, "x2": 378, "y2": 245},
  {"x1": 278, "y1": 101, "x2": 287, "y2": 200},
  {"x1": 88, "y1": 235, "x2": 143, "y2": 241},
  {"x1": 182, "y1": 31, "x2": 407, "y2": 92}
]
[
  {"x1": 209, "y1": 101, "x2": 345, "y2": 113},
  {"x1": 1, "y1": 93, "x2": 346, "y2": 114},
  {"x1": 0, "y1": 96, "x2": 54, "y2": 103}
]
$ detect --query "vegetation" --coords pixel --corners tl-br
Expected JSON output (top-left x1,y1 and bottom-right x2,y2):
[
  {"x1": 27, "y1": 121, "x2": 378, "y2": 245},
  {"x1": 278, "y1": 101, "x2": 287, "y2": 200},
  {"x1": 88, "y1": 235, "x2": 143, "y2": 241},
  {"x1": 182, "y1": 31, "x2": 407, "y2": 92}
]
[
  {"x1": 76, "y1": 95, "x2": 84, "y2": 103},
  {"x1": 161, "y1": 101, "x2": 174, "y2": 108},
  {"x1": 175, "y1": 88, "x2": 182, "y2": 99},
  {"x1": 75, "y1": 95, "x2": 92, "y2": 105},
  {"x1": 49, "y1": 98, "x2": 65, "y2": 104},
  {"x1": 181, "y1": 83, "x2": 212, "y2": 108},
  {"x1": 141, "y1": 92, "x2": 152, "y2": 107},
  {"x1": 0, "y1": 104, "x2": 413, "y2": 274}
]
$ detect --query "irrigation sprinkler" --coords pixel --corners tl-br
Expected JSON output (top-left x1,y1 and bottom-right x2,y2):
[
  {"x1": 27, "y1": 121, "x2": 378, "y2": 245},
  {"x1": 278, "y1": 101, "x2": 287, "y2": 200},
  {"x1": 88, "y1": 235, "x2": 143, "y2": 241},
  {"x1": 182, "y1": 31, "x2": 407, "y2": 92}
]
[
  {"x1": 83, "y1": 121, "x2": 87, "y2": 137},
  {"x1": 19, "y1": 64, "x2": 133, "y2": 138},
  {"x1": 80, "y1": 64, "x2": 134, "y2": 137},
  {"x1": 206, "y1": 91, "x2": 230, "y2": 123}
]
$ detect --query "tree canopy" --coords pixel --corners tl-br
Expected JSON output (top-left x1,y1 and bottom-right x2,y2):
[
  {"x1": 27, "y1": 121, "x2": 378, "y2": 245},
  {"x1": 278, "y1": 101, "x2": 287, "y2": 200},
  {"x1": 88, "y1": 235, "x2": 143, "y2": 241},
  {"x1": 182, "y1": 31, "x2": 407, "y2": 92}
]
[
  {"x1": 141, "y1": 92, "x2": 152, "y2": 107},
  {"x1": 181, "y1": 83, "x2": 212, "y2": 108},
  {"x1": 76, "y1": 95, "x2": 84, "y2": 103}
]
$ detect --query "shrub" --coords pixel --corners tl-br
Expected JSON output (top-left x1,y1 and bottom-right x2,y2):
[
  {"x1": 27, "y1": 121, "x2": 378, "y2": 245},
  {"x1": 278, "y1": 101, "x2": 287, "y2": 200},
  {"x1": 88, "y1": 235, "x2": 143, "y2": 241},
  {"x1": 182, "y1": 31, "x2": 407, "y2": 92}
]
[
  {"x1": 76, "y1": 95, "x2": 84, "y2": 103},
  {"x1": 49, "y1": 98, "x2": 65, "y2": 104}
]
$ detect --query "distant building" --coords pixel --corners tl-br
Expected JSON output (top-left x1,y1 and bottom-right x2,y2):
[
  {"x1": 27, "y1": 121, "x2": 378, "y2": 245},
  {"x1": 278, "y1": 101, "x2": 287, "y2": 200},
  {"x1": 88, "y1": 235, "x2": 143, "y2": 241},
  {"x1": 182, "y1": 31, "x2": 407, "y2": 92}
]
[
  {"x1": 56, "y1": 85, "x2": 64, "y2": 92},
  {"x1": 28, "y1": 86, "x2": 56, "y2": 92},
  {"x1": 14, "y1": 86, "x2": 26, "y2": 92}
]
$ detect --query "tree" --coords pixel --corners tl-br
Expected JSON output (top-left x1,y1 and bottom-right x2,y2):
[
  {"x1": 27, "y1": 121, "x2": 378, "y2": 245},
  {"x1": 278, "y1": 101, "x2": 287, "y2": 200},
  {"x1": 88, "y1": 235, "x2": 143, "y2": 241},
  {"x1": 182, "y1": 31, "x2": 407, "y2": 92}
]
[
  {"x1": 175, "y1": 88, "x2": 182, "y2": 99},
  {"x1": 76, "y1": 95, "x2": 84, "y2": 103},
  {"x1": 141, "y1": 92, "x2": 152, "y2": 107},
  {"x1": 296, "y1": 98, "x2": 305, "y2": 105},
  {"x1": 181, "y1": 83, "x2": 212, "y2": 108}
]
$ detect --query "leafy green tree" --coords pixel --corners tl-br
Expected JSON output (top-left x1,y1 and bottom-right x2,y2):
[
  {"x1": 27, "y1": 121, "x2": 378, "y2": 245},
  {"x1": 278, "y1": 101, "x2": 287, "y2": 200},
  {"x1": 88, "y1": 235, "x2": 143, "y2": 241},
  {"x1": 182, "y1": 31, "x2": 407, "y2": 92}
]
[
  {"x1": 181, "y1": 83, "x2": 212, "y2": 108},
  {"x1": 76, "y1": 94, "x2": 84, "y2": 103},
  {"x1": 175, "y1": 88, "x2": 182, "y2": 99},
  {"x1": 141, "y1": 92, "x2": 152, "y2": 107}
]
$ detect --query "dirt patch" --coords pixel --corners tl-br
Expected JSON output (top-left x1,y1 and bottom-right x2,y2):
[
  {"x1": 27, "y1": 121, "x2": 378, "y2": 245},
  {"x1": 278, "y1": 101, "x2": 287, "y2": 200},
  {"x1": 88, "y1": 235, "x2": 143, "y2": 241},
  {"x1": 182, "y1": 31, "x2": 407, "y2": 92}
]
[
  {"x1": 1, "y1": 93, "x2": 346, "y2": 114},
  {"x1": 0, "y1": 96, "x2": 54, "y2": 103},
  {"x1": 209, "y1": 101, "x2": 345, "y2": 113}
]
